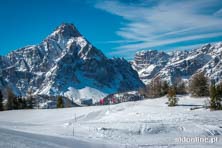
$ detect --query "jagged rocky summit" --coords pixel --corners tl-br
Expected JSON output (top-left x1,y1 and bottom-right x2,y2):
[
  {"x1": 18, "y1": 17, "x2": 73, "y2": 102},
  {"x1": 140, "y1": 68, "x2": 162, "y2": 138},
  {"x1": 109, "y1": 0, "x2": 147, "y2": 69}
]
[
  {"x1": 132, "y1": 43, "x2": 222, "y2": 84},
  {"x1": 0, "y1": 23, "x2": 144, "y2": 102}
]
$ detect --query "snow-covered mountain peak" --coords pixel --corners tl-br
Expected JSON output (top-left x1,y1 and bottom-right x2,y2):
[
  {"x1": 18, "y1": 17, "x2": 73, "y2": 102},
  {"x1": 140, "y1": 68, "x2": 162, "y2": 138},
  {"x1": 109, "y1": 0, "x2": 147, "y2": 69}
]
[
  {"x1": 0, "y1": 23, "x2": 144, "y2": 101},
  {"x1": 133, "y1": 41, "x2": 222, "y2": 84},
  {"x1": 44, "y1": 23, "x2": 83, "y2": 50},
  {"x1": 50, "y1": 23, "x2": 81, "y2": 39}
]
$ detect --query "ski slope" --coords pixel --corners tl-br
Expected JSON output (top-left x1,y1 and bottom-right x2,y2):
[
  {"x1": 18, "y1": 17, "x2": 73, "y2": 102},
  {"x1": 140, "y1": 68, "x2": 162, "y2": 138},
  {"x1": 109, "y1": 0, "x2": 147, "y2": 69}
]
[
  {"x1": 0, "y1": 95, "x2": 221, "y2": 148},
  {"x1": 0, "y1": 128, "x2": 118, "y2": 148}
]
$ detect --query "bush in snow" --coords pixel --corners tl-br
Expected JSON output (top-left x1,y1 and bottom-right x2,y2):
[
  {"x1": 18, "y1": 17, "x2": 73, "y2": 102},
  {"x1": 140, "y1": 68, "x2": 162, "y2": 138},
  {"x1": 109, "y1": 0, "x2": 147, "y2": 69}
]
[{"x1": 167, "y1": 87, "x2": 178, "y2": 107}]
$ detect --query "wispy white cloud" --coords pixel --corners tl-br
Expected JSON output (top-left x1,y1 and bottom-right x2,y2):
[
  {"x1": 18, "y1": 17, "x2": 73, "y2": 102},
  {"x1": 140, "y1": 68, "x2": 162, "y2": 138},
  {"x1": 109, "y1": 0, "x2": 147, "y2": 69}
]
[
  {"x1": 112, "y1": 32, "x2": 222, "y2": 54},
  {"x1": 94, "y1": 0, "x2": 222, "y2": 56},
  {"x1": 214, "y1": 8, "x2": 222, "y2": 16},
  {"x1": 94, "y1": 40, "x2": 140, "y2": 44}
]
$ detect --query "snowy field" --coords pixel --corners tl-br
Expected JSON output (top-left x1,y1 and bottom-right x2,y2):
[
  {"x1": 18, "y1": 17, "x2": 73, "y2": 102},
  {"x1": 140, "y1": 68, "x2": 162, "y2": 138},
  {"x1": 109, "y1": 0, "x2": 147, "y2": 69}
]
[{"x1": 0, "y1": 95, "x2": 222, "y2": 148}]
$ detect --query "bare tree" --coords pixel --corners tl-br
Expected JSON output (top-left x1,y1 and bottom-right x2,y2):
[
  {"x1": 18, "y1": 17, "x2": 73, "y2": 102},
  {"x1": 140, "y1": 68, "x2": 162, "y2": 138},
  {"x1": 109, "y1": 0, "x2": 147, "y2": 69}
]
[{"x1": 189, "y1": 72, "x2": 209, "y2": 97}]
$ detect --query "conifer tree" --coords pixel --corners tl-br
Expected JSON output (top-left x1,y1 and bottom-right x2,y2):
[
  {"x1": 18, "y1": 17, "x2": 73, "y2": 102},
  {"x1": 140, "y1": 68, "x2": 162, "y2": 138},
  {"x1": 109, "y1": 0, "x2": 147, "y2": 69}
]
[
  {"x1": 189, "y1": 72, "x2": 209, "y2": 97},
  {"x1": 161, "y1": 81, "x2": 169, "y2": 96},
  {"x1": 0, "y1": 90, "x2": 3, "y2": 111},
  {"x1": 173, "y1": 77, "x2": 187, "y2": 94},
  {"x1": 6, "y1": 88, "x2": 17, "y2": 110},
  {"x1": 167, "y1": 87, "x2": 178, "y2": 107},
  {"x1": 147, "y1": 77, "x2": 168, "y2": 98},
  {"x1": 26, "y1": 98, "x2": 33, "y2": 109},
  {"x1": 57, "y1": 96, "x2": 64, "y2": 108},
  {"x1": 22, "y1": 98, "x2": 27, "y2": 109},
  {"x1": 17, "y1": 96, "x2": 24, "y2": 109},
  {"x1": 26, "y1": 89, "x2": 34, "y2": 109},
  {"x1": 210, "y1": 83, "x2": 222, "y2": 110}
]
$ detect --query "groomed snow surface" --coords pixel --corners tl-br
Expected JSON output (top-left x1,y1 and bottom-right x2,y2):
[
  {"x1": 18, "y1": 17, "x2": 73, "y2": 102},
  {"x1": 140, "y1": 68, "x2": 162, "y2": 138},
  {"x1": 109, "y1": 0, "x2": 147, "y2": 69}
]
[{"x1": 0, "y1": 96, "x2": 222, "y2": 148}]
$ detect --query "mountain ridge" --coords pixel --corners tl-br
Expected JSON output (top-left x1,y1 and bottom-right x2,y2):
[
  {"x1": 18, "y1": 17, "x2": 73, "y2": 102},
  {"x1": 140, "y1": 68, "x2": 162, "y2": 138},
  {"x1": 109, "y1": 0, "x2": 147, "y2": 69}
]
[
  {"x1": 0, "y1": 23, "x2": 144, "y2": 102},
  {"x1": 132, "y1": 42, "x2": 222, "y2": 84}
]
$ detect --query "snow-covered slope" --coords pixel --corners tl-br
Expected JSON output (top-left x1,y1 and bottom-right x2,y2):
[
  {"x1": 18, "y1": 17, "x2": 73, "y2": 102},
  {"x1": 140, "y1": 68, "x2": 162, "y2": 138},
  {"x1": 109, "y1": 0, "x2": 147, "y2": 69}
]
[
  {"x1": 0, "y1": 23, "x2": 144, "y2": 102},
  {"x1": 0, "y1": 128, "x2": 118, "y2": 148},
  {"x1": 0, "y1": 96, "x2": 221, "y2": 147},
  {"x1": 132, "y1": 43, "x2": 222, "y2": 84}
]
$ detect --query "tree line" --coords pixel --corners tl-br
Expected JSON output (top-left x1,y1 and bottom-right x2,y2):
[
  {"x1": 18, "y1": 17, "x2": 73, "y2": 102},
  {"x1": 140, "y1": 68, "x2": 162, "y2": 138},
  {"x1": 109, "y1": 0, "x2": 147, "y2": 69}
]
[
  {"x1": 139, "y1": 72, "x2": 222, "y2": 110},
  {"x1": 0, "y1": 88, "x2": 34, "y2": 111},
  {"x1": 0, "y1": 87, "x2": 65, "y2": 111}
]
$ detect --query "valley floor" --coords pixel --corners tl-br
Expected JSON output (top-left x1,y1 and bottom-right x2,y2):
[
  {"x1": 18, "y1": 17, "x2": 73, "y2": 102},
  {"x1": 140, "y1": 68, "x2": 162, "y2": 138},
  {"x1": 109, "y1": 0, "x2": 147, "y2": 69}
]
[{"x1": 0, "y1": 95, "x2": 222, "y2": 148}]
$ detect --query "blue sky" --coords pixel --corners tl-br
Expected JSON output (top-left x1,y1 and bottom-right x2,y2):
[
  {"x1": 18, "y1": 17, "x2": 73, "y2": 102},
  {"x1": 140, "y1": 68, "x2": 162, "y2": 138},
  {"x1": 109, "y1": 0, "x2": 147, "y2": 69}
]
[{"x1": 1, "y1": 0, "x2": 222, "y2": 59}]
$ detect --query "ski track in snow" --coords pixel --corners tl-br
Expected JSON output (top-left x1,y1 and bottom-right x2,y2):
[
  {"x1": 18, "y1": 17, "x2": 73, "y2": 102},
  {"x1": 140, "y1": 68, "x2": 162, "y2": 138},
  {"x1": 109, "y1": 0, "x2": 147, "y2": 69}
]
[{"x1": 0, "y1": 95, "x2": 222, "y2": 148}]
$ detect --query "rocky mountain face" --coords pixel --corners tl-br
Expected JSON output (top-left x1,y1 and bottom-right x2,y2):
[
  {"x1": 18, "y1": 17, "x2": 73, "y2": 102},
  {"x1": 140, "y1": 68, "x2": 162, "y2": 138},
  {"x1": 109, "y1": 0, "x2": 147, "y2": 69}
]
[
  {"x1": 132, "y1": 43, "x2": 222, "y2": 84},
  {"x1": 0, "y1": 23, "x2": 144, "y2": 102}
]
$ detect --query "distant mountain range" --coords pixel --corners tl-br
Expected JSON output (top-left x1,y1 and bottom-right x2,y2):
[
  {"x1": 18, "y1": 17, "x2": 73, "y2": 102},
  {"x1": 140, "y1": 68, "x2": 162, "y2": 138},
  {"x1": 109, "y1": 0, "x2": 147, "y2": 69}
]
[
  {"x1": 0, "y1": 23, "x2": 144, "y2": 102},
  {"x1": 132, "y1": 43, "x2": 222, "y2": 84},
  {"x1": 1, "y1": 23, "x2": 222, "y2": 102}
]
